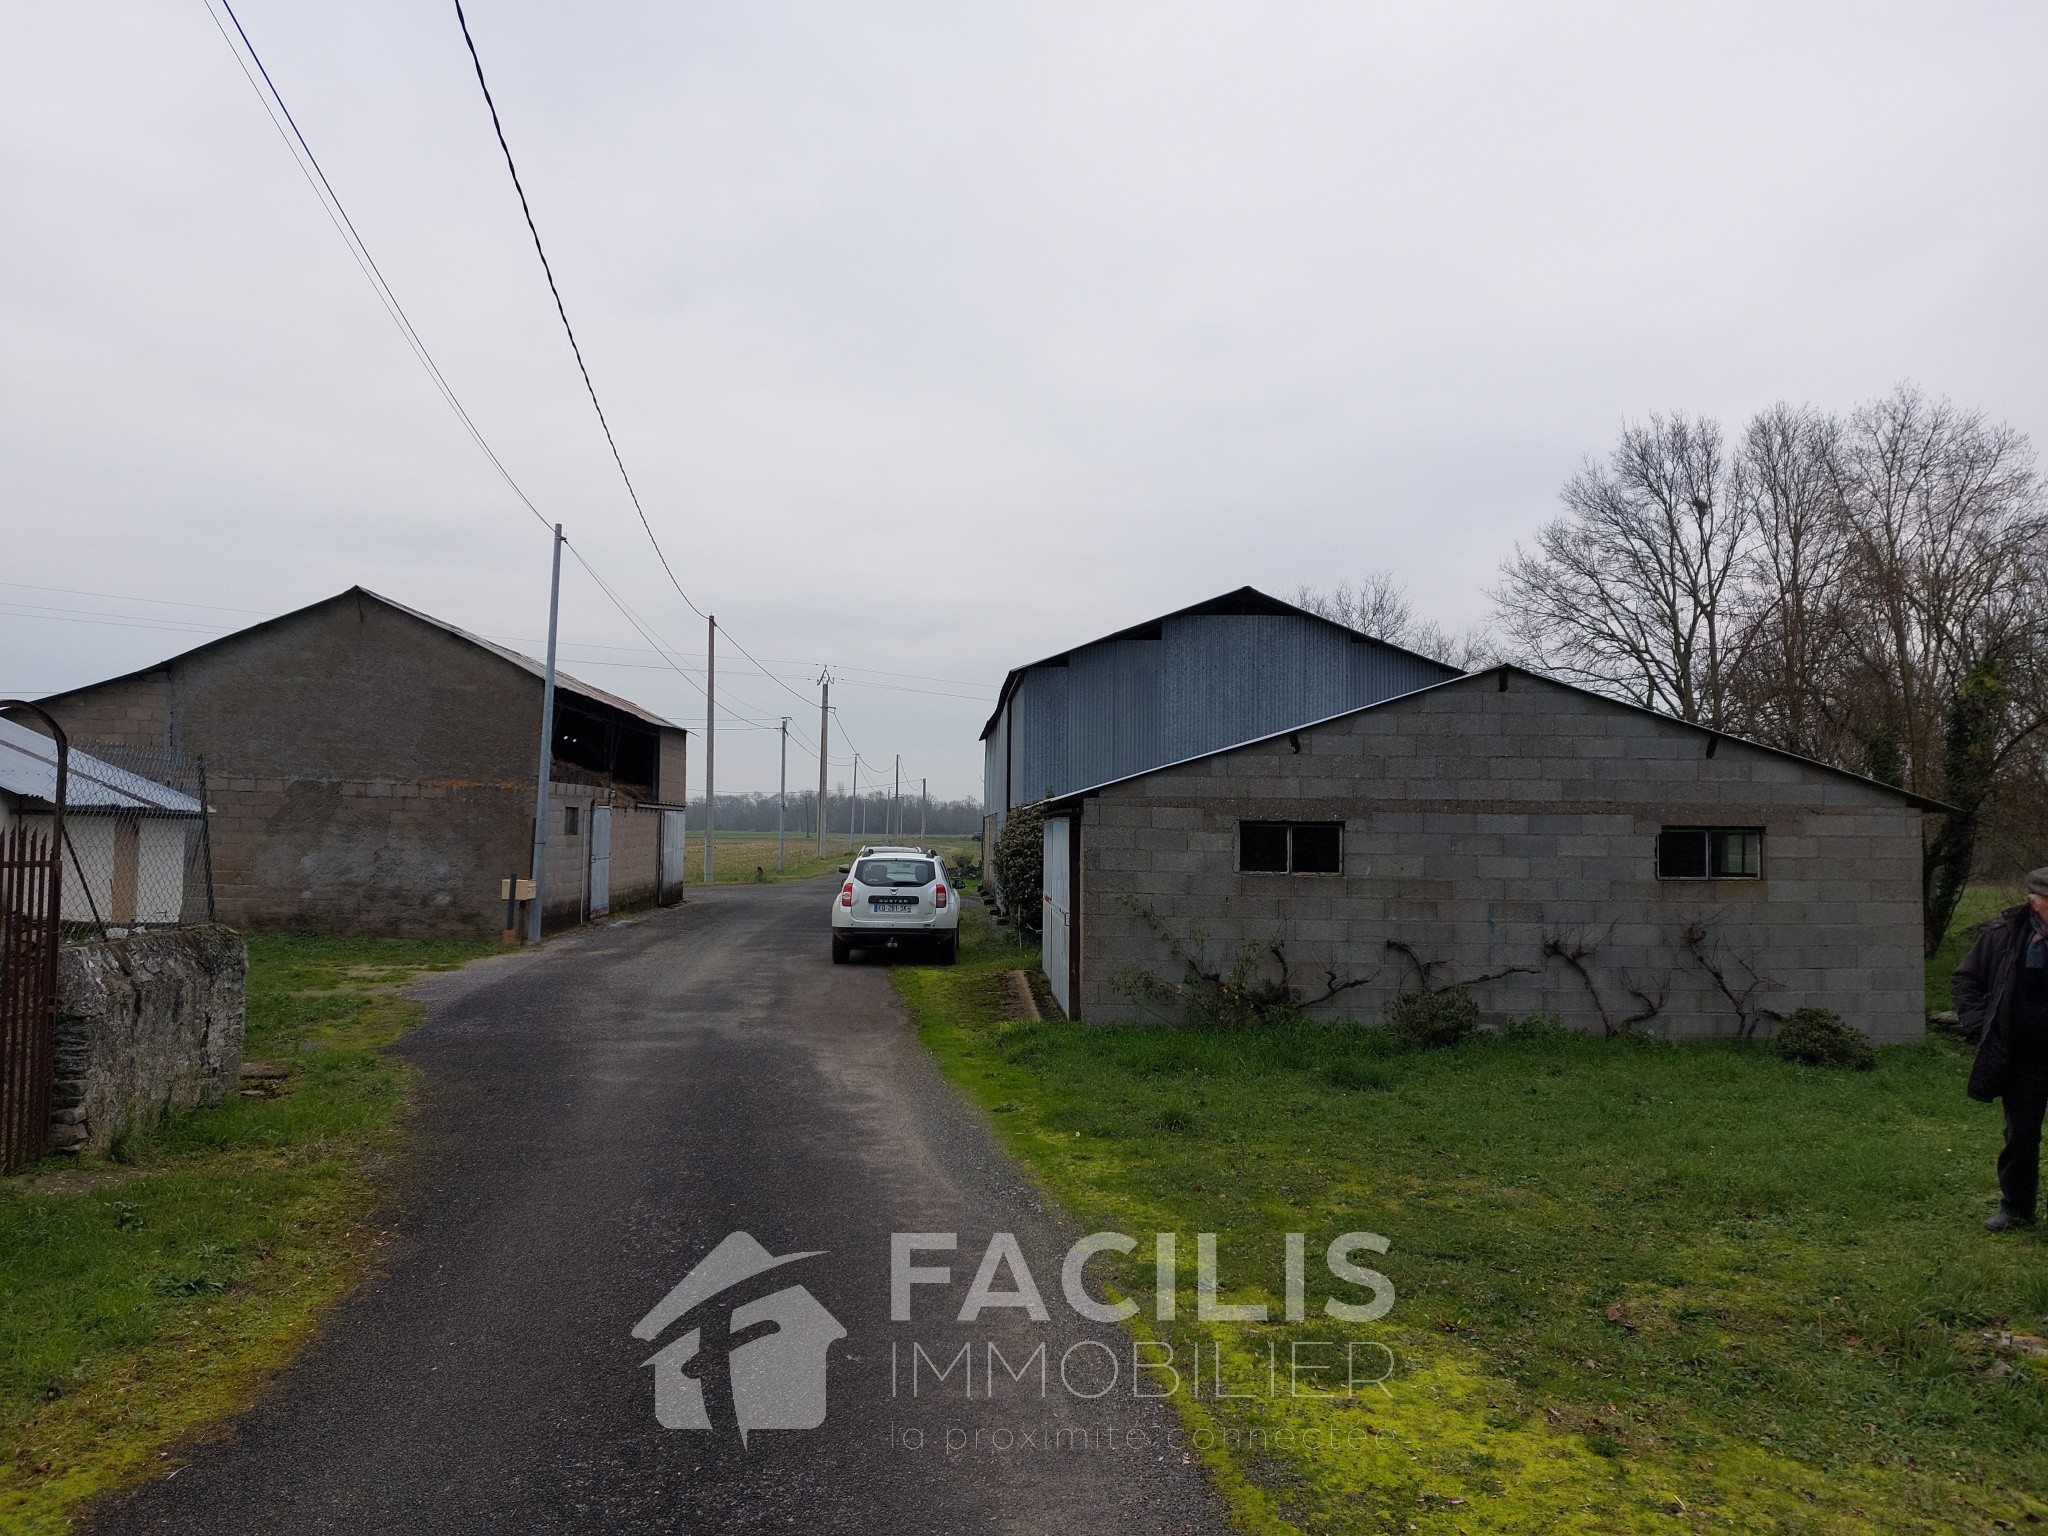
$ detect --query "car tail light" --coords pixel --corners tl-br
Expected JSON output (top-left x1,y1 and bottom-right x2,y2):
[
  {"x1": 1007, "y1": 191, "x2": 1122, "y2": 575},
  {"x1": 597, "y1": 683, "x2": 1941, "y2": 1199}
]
[
  {"x1": 840, "y1": 883, "x2": 853, "y2": 907},
  {"x1": 934, "y1": 884, "x2": 948, "y2": 909}
]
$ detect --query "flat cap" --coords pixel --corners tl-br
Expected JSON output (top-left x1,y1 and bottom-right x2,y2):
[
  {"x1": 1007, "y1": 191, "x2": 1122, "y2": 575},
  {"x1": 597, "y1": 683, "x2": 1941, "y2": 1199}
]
[{"x1": 2027, "y1": 868, "x2": 2048, "y2": 898}]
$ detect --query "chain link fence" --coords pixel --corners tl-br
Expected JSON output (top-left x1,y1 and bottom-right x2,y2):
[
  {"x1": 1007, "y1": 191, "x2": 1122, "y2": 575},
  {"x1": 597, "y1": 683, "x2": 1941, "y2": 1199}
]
[{"x1": 52, "y1": 741, "x2": 216, "y2": 939}]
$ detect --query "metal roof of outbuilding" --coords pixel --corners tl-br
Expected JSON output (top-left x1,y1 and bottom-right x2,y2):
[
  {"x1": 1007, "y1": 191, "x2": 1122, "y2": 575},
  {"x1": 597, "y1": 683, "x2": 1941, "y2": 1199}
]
[
  {"x1": 979, "y1": 585, "x2": 1459, "y2": 741},
  {"x1": 0, "y1": 718, "x2": 203, "y2": 814}
]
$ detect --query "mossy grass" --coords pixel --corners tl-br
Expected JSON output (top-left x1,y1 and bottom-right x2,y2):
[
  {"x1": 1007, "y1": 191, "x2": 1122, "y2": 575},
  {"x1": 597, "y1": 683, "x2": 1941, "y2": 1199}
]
[
  {"x1": 0, "y1": 932, "x2": 493, "y2": 1532},
  {"x1": 896, "y1": 898, "x2": 2048, "y2": 1533}
]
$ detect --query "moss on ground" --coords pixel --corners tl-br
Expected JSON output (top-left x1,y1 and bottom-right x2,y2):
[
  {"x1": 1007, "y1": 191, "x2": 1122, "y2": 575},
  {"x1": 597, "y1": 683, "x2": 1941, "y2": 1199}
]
[
  {"x1": 897, "y1": 902, "x2": 2048, "y2": 1534},
  {"x1": 0, "y1": 933, "x2": 492, "y2": 1533}
]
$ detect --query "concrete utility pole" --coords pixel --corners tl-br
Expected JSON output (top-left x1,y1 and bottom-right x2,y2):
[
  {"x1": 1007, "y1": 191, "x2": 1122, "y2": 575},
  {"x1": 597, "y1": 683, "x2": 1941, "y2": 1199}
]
[
  {"x1": 848, "y1": 754, "x2": 859, "y2": 850},
  {"x1": 920, "y1": 778, "x2": 927, "y2": 840},
  {"x1": 526, "y1": 524, "x2": 564, "y2": 943},
  {"x1": 892, "y1": 755, "x2": 900, "y2": 839},
  {"x1": 815, "y1": 672, "x2": 830, "y2": 856},
  {"x1": 777, "y1": 717, "x2": 789, "y2": 873},
  {"x1": 703, "y1": 615, "x2": 716, "y2": 885}
]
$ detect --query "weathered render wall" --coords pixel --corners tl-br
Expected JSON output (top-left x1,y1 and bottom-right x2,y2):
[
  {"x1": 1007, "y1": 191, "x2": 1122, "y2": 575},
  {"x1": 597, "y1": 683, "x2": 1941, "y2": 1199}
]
[
  {"x1": 1077, "y1": 673, "x2": 1926, "y2": 1042},
  {"x1": 206, "y1": 773, "x2": 534, "y2": 935},
  {"x1": 51, "y1": 927, "x2": 246, "y2": 1155}
]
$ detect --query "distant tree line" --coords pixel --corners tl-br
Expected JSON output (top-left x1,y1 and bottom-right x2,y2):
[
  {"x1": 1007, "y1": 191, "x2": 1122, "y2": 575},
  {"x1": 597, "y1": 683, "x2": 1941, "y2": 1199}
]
[
  {"x1": 682, "y1": 789, "x2": 983, "y2": 838},
  {"x1": 1301, "y1": 385, "x2": 2047, "y2": 952}
]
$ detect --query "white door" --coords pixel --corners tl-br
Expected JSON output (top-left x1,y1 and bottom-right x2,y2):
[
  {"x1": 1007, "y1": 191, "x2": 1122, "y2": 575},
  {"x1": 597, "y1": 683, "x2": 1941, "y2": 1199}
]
[
  {"x1": 1042, "y1": 816, "x2": 1070, "y2": 1018},
  {"x1": 659, "y1": 810, "x2": 686, "y2": 902},
  {"x1": 589, "y1": 805, "x2": 613, "y2": 916}
]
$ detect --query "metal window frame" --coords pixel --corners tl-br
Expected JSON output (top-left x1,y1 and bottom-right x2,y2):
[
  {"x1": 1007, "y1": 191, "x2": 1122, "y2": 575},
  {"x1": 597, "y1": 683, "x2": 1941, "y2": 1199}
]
[
  {"x1": 1654, "y1": 824, "x2": 1765, "y2": 881},
  {"x1": 1236, "y1": 819, "x2": 1345, "y2": 876}
]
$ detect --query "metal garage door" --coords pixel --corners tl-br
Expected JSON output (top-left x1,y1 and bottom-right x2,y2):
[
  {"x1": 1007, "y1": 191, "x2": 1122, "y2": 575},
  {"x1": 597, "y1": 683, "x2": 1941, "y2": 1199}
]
[
  {"x1": 1042, "y1": 816, "x2": 1070, "y2": 1018},
  {"x1": 589, "y1": 805, "x2": 613, "y2": 917},
  {"x1": 659, "y1": 809, "x2": 686, "y2": 903}
]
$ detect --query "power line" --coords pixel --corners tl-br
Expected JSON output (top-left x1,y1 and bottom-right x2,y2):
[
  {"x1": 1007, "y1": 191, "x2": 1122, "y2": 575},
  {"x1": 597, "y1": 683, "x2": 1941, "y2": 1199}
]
[
  {"x1": 204, "y1": 1, "x2": 883, "y2": 773},
  {"x1": 208, "y1": 0, "x2": 554, "y2": 538},
  {"x1": 0, "y1": 581, "x2": 271, "y2": 617},
  {"x1": 447, "y1": 1, "x2": 827, "y2": 722}
]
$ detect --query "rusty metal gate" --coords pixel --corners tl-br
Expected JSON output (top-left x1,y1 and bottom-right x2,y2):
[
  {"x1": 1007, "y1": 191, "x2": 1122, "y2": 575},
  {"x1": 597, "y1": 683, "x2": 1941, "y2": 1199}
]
[{"x1": 0, "y1": 702, "x2": 65, "y2": 1173}]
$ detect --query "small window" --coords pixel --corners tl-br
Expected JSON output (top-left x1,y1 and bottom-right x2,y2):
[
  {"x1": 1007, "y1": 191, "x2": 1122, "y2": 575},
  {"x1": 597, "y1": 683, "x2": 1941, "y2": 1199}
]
[
  {"x1": 1239, "y1": 821, "x2": 1344, "y2": 875},
  {"x1": 564, "y1": 804, "x2": 581, "y2": 837},
  {"x1": 1657, "y1": 826, "x2": 1762, "y2": 880}
]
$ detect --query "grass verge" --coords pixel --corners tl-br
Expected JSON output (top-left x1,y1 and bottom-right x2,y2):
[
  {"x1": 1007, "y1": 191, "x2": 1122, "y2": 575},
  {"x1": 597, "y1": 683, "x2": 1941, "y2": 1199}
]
[
  {"x1": 896, "y1": 904, "x2": 2048, "y2": 1534},
  {"x1": 0, "y1": 933, "x2": 492, "y2": 1533}
]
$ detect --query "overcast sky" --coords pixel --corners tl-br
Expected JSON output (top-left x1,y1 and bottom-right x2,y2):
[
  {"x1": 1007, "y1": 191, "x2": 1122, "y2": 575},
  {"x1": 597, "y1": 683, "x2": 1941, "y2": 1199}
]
[{"x1": 3, "y1": 2, "x2": 2042, "y2": 799}]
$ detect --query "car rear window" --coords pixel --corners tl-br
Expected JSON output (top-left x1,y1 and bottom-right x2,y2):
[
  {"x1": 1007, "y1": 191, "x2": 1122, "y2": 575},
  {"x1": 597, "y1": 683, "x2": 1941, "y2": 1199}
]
[{"x1": 854, "y1": 859, "x2": 934, "y2": 888}]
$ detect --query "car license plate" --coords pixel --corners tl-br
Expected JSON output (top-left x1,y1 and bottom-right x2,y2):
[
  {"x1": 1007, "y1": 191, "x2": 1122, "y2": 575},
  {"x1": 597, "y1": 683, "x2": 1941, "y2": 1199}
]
[{"x1": 871, "y1": 896, "x2": 916, "y2": 910}]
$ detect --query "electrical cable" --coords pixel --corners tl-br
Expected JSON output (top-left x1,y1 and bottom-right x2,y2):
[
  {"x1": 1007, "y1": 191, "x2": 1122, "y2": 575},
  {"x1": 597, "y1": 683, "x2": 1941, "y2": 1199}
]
[
  {"x1": 447, "y1": 0, "x2": 833, "y2": 720},
  {"x1": 204, "y1": 1, "x2": 898, "y2": 787},
  {"x1": 209, "y1": 0, "x2": 554, "y2": 537}
]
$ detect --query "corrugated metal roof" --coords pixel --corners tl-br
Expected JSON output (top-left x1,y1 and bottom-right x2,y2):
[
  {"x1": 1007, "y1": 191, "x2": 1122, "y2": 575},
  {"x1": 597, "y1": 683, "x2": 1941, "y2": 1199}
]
[
  {"x1": 0, "y1": 718, "x2": 203, "y2": 814},
  {"x1": 983, "y1": 587, "x2": 1461, "y2": 814},
  {"x1": 980, "y1": 586, "x2": 1458, "y2": 741}
]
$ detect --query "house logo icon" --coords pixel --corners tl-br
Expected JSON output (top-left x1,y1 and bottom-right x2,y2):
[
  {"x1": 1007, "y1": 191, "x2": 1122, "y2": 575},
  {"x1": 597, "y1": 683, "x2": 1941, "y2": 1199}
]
[{"x1": 632, "y1": 1232, "x2": 846, "y2": 1443}]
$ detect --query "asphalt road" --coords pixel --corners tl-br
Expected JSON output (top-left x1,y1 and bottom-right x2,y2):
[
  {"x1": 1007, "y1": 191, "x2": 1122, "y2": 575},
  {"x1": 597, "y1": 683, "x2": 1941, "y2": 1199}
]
[{"x1": 90, "y1": 881, "x2": 1228, "y2": 1535}]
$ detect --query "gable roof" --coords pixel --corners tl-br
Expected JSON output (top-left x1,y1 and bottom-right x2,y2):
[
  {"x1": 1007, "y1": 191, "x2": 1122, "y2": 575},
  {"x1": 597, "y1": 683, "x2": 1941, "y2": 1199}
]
[
  {"x1": 980, "y1": 585, "x2": 1461, "y2": 741},
  {"x1": 1042, "y1": 663, "x2": 1954, "y2": 814},
  {"x1": 0, "y1": 717, "x2": 203, "y2": 814},
  {"x1": 30, "y1": 587, "x2": 680, "y2": 732}
]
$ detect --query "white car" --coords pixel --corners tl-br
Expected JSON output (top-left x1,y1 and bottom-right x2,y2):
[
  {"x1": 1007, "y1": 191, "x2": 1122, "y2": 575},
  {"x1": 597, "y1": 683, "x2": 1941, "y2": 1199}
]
[{"x1": 831, "y1": 846, "x2": 959, "y2": 965}]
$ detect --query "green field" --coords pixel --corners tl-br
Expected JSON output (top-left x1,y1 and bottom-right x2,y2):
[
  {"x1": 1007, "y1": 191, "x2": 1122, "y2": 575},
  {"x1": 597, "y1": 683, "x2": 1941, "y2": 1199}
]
[
  {"x1": 677, "y1": 831, "x2": 979, "y2": 886},
  {"x1": 896, "y1": 899, "x2": 2047, "y2": 1534},
  {"x1": 0, "y1": 934, "x2": 494, "y2": 1533}
]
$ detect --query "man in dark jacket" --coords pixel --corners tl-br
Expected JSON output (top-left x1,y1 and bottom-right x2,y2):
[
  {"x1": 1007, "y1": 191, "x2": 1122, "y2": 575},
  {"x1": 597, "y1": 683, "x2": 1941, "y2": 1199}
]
[{"x1": 1951, "y1": 868, "x2": 2048, "y2": 1231}]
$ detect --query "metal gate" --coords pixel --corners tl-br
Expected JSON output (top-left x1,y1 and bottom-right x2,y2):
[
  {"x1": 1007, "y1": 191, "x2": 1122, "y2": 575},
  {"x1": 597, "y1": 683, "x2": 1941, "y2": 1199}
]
[
  {"x1": 588, "y1": 804, "x2": 613, "y2": 917},
  {"x1": 1042, "y1": 815, "x2": 1071, "y2": 1018},
  {"x1": 658, "y1": 809, "x2": 686, "y2": 903},
  {"x1": 1, "y1": 702, "x2": 65, "y2": 1172}
]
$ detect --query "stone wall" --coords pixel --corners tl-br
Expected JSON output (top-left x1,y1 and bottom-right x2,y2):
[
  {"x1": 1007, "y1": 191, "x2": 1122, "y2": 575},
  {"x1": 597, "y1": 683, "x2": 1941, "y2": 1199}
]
[
  {"x1": 1074, "y1": 671, "x2": 1927, "y2": 1042},
  {"x1": 50, "y1": 927, "x2": 246, "y2": 1155}
]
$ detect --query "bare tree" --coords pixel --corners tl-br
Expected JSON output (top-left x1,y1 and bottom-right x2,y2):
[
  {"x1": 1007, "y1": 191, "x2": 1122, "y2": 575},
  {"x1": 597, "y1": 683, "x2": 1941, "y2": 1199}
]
[
  {"x1": 1292, "y1": 574, "x2": 1415, "y2": 640},
  {"x1": 1499, "y1": 388, "x2": 2046, "y2": 951},
  {"x1": 1832, "y1": 385, "x2": 2047, "y2": 947},
  {"x1": 1294, "y1": 574, "x2": 1494, "y2": 669},
  {"x1": 1491, "y1": 414, "x2": 1748, "y2": 726},
  {"x1": 1724, "y1": 402, "x2": 1851, "y2": 758}
]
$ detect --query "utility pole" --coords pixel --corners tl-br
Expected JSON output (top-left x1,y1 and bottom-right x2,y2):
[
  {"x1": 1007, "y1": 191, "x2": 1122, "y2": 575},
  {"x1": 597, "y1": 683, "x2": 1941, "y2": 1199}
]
[
  {"x1": 892, "y1": 755, "x2": 901, "y2": 839},
  {"x1": 526, "y1": 524, "x2": 564, "y2": 943},
  {"x1": 848, "y1": 754, "x2": 859, "y2": 850},
  {"x1": 703, "y1": 615, "x2": 716, "y2": 884},
  {"x1": 920, "y1": 778, "x2": 927, "y2": 840},
  {"x1": 777, "y1": 717, "x2": 789, "y2": 873},
  {"x1": 815, "y1": 672, "x2": 830, "y2": 856}
]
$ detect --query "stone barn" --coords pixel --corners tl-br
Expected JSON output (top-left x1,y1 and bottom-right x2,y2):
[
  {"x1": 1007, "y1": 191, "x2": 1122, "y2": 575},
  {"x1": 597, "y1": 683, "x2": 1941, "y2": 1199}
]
[
  {"x1": 14, "y1": 587, "x2": 687, "y2": 936},
  {"x1": 1040, "y1": 666, "x2": 1939, "y2": 1041}
]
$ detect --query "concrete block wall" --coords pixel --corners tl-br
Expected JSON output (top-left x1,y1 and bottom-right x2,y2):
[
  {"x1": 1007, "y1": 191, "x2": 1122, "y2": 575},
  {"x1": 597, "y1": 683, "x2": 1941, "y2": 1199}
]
[
  {"x1": 25, "y1": 672, "x2": 172, "y2": 752},
  {"x1": 206, "y1": 773, "x2": 535, "y2": 936},
  {"x1": 23, "y1": 592, "x2": 682, "y2": 939},
  {"x1": 1075, "y1": 673, "x2": 1927, "y2": 1042}
]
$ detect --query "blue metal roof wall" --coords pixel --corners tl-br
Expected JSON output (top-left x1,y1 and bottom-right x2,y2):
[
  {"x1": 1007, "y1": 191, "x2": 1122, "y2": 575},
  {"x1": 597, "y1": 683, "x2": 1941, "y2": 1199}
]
[
  {"x1": 981, "y1": 711, "x2": 1008, "y2": 817},
  {"x1": 990, "y1": 612, "x2": 1453, "y2": 814}
]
